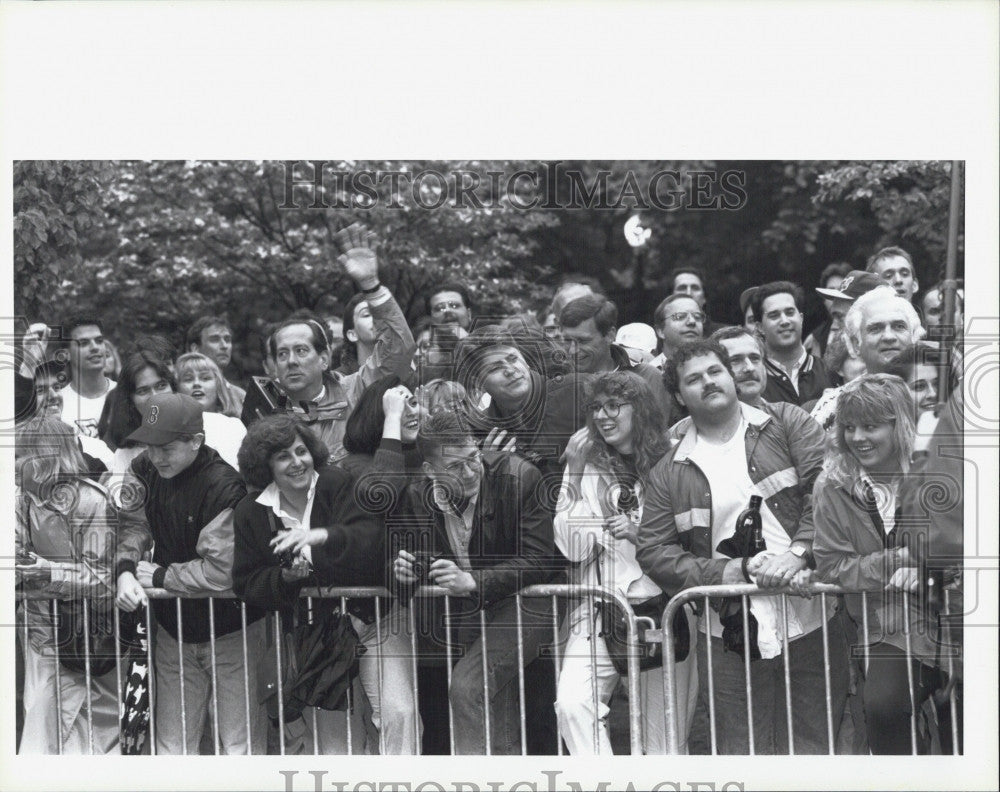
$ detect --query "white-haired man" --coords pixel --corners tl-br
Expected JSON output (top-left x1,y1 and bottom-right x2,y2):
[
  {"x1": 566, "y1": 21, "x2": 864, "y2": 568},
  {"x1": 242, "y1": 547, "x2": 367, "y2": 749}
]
[{"x1": 811, "y1": 286, "x2": 925, "y2": 430}]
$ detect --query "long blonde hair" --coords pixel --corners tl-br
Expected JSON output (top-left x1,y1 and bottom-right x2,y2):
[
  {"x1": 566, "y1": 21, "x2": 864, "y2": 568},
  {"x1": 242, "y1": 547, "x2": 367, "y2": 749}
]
[
  {"x1": 174, "y1": 352, "x2": 241, "y2": 417},
  {"x1": 825, "y1": 373, "x2": 916, "y2": 485},
  {"x1": 16, "y1": 417, "x2": 89, "y2": 498}
]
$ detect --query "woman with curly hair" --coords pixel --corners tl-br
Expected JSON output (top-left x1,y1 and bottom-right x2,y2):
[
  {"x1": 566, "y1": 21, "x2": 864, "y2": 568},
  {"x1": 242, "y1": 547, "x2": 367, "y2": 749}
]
[
  {"x1": 813, "y1": 373, "x2": 955, "y2": 753},
  {"x1": 232, "y1": 414, "x2": 419, "y2": 754},
  {"x1": 16, "y1": 417, "x2": 122, "y2": 754},
  {"x1": 552, "y1": 370, "x2": 696, "y2": 754}
]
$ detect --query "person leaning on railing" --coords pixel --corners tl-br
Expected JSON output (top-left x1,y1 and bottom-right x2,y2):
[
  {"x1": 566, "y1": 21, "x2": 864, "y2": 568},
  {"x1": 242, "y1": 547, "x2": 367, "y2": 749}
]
[
  {"x1": 15, "y1": 417, "x2": 121, "y2": 754},
  {"x1": 552, "y1": 371, "x2": 698, "y2": 755},
  {"x1": 812, "y1": 374, "x2": 955, "y2": 754},
  {"x1": 232, "y1": 414, "x2": 419, "y2": 754}
]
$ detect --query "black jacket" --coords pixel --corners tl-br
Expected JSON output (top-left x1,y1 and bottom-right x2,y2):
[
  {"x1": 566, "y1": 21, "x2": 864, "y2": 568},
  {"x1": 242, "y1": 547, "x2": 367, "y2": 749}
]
[
  {"x1": 762, "y1": 352, "x2": 832, "y2": 408},
  {"x1": 119, "y1": 445, "x2": 261, "y2": 642},
  {"x1": 392, "y1": 452, "x2": 559, "y2": 641},
  {"x1": 232, "y1": 466, "x2": 386, "y2": 624}
]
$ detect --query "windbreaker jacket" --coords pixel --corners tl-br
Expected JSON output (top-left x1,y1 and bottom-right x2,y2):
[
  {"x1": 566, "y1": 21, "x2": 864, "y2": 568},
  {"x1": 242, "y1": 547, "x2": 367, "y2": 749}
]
[
  {"x1": 16, "y1": 479, "x2": 119, "y2": 651},
  {"x1": 115, "y1": 445, "x2": 261, "y2": 642},
  {"x1": 636, "y1": 401, "x2": 826, "y2": 596},
  {"x1": 812, "y1": 471, "x2": 940, "y2": 663},
  {"x1": 762, "y1": 352, "x2": 832, "y2": 408}
]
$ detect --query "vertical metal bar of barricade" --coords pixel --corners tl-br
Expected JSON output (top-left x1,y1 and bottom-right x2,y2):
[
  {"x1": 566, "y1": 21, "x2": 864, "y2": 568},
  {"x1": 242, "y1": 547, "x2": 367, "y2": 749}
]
[
  {"x1": 704, "y1": 595, "x2": 716, "y2": 755},
  {"x1": 176, "y1": 599, "x2": 188, "y2": 755},
  {"x1": 113, "y1": 606, "x2": 123, "y2": 726},
  {"x1": 551, "y1": 594, "x2": 563, "y2": 756},
  {"x1": 52, "y1": 600, "x2": 64, "y2": 755},
  {"x1": 861, "y1": 591, "x2": 870, "y2": 676},
  {"x1": 480, "y1": 608, "x2": 491, "y2": 755},
  {"x1": 341, "y1": 596, "x2": 353, "y2": 755},
  {"x1": 207, "y1": 599, "x2": 221, "y2": 754},
  {"x1": 146, "y1": 604, "x2": 157, "y2": 754},
  {"x1": 375, "y1": 595, "x2": 386, "y2": 756},
  {"x1": 820, "y1": 593, "x2": 834, "y2": 754},
  {"x1": 81, "y1": 598, "x2": 95, "y2": 754},
  {"x1": 902, "y1": 592, "x2": 918, "y2": 754},
  {"x1": 444, "y1": 595, "x2": 456, "y2": 756},
  {"x1": 662, "y1": 597, "x2": 680, "y2": 755},
  {"x1": 274, "y1": 612, "x2": 286, "y2": 755},
  {"x1": 780, "y1": 594, "x2": 795, "y2": 754},
  {"x1": 308, "y1": 597, "x2": 318, "y2": 756},
  {"x1": 408, "y1": 601, "x2": 420, "y2": 754},
  {"x1": 588, "y1": 590, "x2": 600, "y2": 753},
  {"x1": 624, "y1": 600, "x2": 642, "y2": 756},
  {"x1": 240, "y1": 603, "x2": 252, "y2": 755},
  {"x1": 741, "y1": 594, "x2": 755, "y2": 755},
  {"x1": 944, "y1": 589, "x2": 959, "y2": 754},
  {"x1": 515, "y1": 594, "x2": 527, "y2": 755}
]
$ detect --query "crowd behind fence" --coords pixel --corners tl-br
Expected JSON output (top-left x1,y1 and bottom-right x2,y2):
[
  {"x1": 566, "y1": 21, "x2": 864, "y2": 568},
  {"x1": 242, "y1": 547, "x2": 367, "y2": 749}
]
[{"x1": 15, "y1": 581, "x2": 961, "y2": 756}]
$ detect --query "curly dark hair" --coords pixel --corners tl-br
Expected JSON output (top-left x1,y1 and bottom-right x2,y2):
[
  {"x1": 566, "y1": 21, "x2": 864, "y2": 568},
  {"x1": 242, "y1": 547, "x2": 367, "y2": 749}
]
[
  {"x1": 237, "y1": 414, "x2": 329, "y2": 490},
  {"x1": 662, "y1": 339, "x2": 734, "y2": 401},
  {"x1": 583, "y1": 371, "x2": 670, "y2": 479}
]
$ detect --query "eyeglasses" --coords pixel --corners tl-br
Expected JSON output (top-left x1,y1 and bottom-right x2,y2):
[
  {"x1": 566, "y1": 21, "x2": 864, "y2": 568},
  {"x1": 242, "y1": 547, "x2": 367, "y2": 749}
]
[
  {"x1": 588, "y1": 400, "x2": 630, "y2": 418},
  {"x1": 430, "y1": 301, "x2": 464, "y2": 314},
  {"x1": 667, "y1": 311, "x2": 706, "y2": 324},
  {"x1": 440, "y1": 449, "x2": 482, "y2": 474}
]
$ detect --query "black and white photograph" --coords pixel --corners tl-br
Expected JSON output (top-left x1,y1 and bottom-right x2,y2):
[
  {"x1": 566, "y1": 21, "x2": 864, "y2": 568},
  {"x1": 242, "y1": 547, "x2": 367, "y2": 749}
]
[{"x1": 2, "y1": 3, "x2": 997, "y2": 792}]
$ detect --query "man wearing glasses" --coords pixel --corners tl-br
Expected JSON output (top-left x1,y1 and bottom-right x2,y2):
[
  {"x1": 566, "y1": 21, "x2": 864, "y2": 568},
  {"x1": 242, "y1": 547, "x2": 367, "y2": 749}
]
[
  {"x1": 392, "y1": 411, "x2": 557, "y2": 754},
  {"x1": 750, "y1": 281, "x2": 832, "y2": 408},
  {"x1": 426, "y1": 282, "x2": 474, "y2": 332},
  {"x1": 650, "y1": 293, "x2": 707, "y2": 372}
]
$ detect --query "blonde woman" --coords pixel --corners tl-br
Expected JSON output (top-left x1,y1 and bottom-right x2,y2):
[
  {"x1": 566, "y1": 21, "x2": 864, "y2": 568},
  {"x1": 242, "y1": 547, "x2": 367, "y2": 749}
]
[
  {"x1": 16, "y1": 418, "x2": 122, "y2": 754},
  {"x1": 175, "y1": 352, "x2": 247, "y2": 470}
]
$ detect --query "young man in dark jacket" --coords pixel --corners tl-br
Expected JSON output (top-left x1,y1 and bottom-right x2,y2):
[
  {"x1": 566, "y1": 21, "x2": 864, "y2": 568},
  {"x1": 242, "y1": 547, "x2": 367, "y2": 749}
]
[
  {"x1": 114, "y1": 393, "x2": 266, "y2": 755},
  {"x1": 391, "y1": 411, "x2": 558, "y2": 755}
]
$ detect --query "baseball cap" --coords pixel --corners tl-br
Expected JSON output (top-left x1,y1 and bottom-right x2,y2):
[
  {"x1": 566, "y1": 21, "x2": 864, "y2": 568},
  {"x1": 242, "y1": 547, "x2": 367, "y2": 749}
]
[
  {"x1": 127, "y1": 393, "x2": 204, "y2": 445},
  {"x1": 815, "y1": 270, "x2": 882, "y2": 301},
  {"x1": 615, "y1": 323, "x2": 657, "y2": 366},
  {"x1": 739, "y1": 287, "x2": 758, "y2": 316}
]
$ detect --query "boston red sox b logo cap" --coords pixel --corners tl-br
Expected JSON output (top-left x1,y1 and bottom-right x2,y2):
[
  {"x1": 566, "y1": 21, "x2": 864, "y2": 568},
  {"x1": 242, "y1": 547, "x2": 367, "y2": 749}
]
[{"x1": 126, "y1": 392, "x2": 205, "y2": 446}]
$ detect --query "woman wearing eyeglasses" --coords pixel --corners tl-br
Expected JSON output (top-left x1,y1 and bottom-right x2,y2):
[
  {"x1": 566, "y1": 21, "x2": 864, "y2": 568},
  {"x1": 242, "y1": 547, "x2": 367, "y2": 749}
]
[
  {"x1": 812, "y1": 374, "x2": 955, "y2": 754},
  {"x1": 553, "y1": 370, "x2": 695, "y2": 754}
]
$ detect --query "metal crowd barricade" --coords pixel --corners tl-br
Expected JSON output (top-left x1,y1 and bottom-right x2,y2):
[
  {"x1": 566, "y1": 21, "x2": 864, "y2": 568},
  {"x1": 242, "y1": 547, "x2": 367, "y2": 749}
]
[
  {"x1": 657, "y1": 582, "x2": 963, "y2": 756},
  {"x1": 16, "y1": 583, "x2": 655, "y2": 755}
]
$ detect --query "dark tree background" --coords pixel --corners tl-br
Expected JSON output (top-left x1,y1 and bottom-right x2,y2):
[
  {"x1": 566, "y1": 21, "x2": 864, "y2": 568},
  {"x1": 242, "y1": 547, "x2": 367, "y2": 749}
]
[{"x1": 14, "y1": 159, "x2": 963, "y2": 373}]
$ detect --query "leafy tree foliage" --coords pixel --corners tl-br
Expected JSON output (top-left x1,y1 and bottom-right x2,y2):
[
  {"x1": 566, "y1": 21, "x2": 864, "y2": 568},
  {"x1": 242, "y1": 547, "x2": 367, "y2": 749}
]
[{"x1": 14, "y1": 159, "x2": 962, "y2": 373}]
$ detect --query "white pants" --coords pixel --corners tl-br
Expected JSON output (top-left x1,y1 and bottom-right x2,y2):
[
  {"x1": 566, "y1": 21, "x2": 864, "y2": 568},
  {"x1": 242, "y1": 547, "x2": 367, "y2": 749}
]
[
  {"x1": 19, "y1": 641, "x2": 120, "y2": 755},
  {"x1": 555, "y1": 602, "x2": 698, "y2": 754}
]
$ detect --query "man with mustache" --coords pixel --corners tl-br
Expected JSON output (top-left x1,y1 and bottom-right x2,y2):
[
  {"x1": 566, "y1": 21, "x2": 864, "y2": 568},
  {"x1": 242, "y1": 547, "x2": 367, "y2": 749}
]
[
  {"x1": 711, "y1": 325, "x2": 768, "y2": 408},
  {"x1": 811, "y1": 286, "x2": 925, "y2": 431},
  {"x1": 751, "y1": 281, "x2": 832, "y2": 408},
  {"x1": 636, "y1": 339, "x2": 848, "y2": 754}
]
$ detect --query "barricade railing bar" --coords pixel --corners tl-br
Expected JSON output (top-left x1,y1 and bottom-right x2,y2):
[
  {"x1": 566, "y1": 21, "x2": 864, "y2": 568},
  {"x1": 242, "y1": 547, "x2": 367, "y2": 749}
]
[
  {"x1": 656, "y1": 582, "x2": 962, "y2": 757},
  {"x1": 16, "y1": 583, "x2": 654, "y2": 755}
]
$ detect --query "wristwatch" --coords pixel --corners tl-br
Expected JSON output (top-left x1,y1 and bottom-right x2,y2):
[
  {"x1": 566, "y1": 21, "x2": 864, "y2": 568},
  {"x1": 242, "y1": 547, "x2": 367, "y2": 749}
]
[{"x1": 789, "y1": 544, "x2": 814, "y2": 568}]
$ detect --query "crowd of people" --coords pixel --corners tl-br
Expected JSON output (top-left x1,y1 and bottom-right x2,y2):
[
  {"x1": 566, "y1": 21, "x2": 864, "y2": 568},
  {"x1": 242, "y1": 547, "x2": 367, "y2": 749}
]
[{"x1": 14, "y1": 226, "x2": 965, "y2": 756}]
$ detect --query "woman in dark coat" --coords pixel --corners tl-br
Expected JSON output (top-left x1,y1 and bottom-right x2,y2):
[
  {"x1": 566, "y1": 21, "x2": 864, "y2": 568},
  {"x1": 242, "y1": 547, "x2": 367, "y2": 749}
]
[{"x1": 232, "y1": 414, "x2": 419, "y2": 754}]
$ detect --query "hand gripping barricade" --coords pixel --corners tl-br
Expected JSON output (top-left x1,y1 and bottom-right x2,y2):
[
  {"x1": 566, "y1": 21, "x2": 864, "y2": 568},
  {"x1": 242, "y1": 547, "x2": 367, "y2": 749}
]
[
  {"x1": 656, "y1": 582, "x2": 962, "y2": 756},
  {"x1": 18, "y1": 583, "x2": 681, "y2": 755}
]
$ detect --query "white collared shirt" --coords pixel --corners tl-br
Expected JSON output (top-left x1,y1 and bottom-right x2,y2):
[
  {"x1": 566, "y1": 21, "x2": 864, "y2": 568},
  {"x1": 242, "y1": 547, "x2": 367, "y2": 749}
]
[
  {"x1": 432, "y1": 484, "x2": 478, "y2": 571},
  {"x1": 255, "y1": 471, "x2": 320, "y2": 564},
  {"x1": 770, "y1": 348, "x2": 808, "y2": 394}
]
